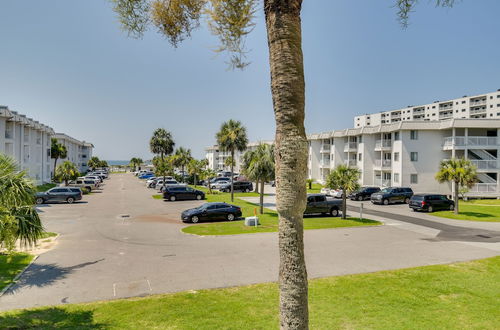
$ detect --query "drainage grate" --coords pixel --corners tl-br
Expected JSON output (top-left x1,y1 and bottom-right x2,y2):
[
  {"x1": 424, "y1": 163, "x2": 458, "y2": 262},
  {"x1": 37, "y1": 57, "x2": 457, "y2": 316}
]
[{"x1": 120, "y1": 214, "x2": 130, "y2": 218}]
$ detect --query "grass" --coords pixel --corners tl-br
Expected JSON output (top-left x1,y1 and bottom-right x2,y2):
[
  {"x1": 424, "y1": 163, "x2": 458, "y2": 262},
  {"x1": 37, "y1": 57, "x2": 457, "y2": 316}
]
[
  {"x1": 307, "y1": 183, "x2": 324, "y2": 194},
  {"x1": 1, "y1": 257, "x2": 498, "y2": 329},
  {"x1": 0, "y1": 253, "x2": 34, "y2": 292},
  {"x1": 464, "y1": 199, "x2": 500, "y2": 205},
  {"x1": 152, "y1": 194, "x2": 163, "y2": 199},
  {"x1": 432, "y1": 201, "x2": 500, "y2": 222},
  {"x1": 39, "y1": 232, "x2": 57, "y2": 239},
  {"x1": 36, "y1": 183, "x2": 56, "y2": 192},
  {"x1": 182, "y1": 191, "x2": 379, "y2": 236}
]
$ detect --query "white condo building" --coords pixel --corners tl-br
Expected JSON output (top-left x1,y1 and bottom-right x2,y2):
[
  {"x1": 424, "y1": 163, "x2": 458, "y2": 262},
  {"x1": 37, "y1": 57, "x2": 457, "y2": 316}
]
[
  {"x1": 0, "y1": 106, "x2": 54, "y2": 184},
  {"x1": 54, "y1": 133, "x2": 94, "y2": 173},
  {"x1": 205, "y1": 141, "x2": 274, "y2": 173}
]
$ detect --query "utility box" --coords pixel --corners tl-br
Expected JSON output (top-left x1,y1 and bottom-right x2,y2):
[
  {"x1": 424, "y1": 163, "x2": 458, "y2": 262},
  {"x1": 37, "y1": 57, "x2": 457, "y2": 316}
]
[{"x1": 244, "y1": 216, "x2": 260, "y2": 226}]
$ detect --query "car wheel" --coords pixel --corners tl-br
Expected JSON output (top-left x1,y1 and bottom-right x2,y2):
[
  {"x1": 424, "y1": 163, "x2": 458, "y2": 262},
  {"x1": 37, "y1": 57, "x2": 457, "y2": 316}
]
[
  {"x1": 36, "y1": 197, "x2": 44, "y2": 205},
  {"x1": 449, "y1": 204, "x2": 455, "y2": 211},
  {"x1": 67, "y1": 197, "x2": 75, "y2": 204},
  {"x1": 357, "y1": 195, "x2": 363, "y2": 201},
  {"x1": 170, "y1": 195, "x2": 176, "y2": 202},
  {"x1": 330, "y1": 208, "x2": 339, "y2": 217},
  {"x1": 404, "y1": 197, "x2": 410, "y2": 204},
  {"x1": 383, "y1": 199, "x2": 389, "y2": 205},
  {"x1": 245, "y1": 188, "x2": 250, "y2": 193},
  {"x1": 227, "y1": 213, "x2": 235, "y2": 221},
  {"x1": 191, "y1": 215, "x2": 199, "y2": 223},
  {"x1": 428, "y1": 205, "x2": 434, "y2": 213},
  {"x1": 196, "y1": 194, "x2": 202, "y2": 200}
]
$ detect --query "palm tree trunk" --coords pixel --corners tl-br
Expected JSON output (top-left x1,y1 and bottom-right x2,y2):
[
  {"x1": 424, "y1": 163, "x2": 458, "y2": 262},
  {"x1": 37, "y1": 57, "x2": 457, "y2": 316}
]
[
  {"x1": 265, "y1": 1, "x2": 309, "y2": 328},
  {"x1": 230, "y1": 149, "x2": 234, "y2": 202},
  {"x1": 259, "y1": 179, "x2": 265, "y2": 214},
  {"x1": 255, "y1": 178, "x2": 259, "y2": 193},
  {"x1": 342, "y1": 193, "x2": 347, "y2": 219},
  {"x1": 161, "y1": 152, "x2": 165, "y2": 190},
  {"x1": 53, "y1": 157, "x2": 58, "y2": 181},
  {"x1": 454, "y1": 180, "x2": 459, "y2": 214}
]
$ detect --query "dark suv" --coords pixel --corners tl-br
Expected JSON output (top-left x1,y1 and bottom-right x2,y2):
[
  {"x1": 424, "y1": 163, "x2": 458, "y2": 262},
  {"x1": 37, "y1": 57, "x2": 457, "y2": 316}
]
[
  {"x1": 163, "y1": 186, "x2": 205, "y2": 201},
  {"x1": 370, "y1": 187, "x2": 413, "y2": 205},
  {"x1": 35, "y1": 187, "x2": 83, "y2": 204},
  {"x1": 219, "y1": 181, "x2": 253, "y2": 193},
  {"x1": 349, "y1": 187, "x2": 381, "y2": 201},
  {"x1": 409, "y1": 194, "x2": 454, "y2": 212}
]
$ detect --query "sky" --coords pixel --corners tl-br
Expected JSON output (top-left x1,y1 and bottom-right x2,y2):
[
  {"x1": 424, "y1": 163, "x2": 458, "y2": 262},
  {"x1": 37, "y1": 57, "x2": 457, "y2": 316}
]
[{"x1": 1, "y1": 0, "x2": 499, "y2": 160}]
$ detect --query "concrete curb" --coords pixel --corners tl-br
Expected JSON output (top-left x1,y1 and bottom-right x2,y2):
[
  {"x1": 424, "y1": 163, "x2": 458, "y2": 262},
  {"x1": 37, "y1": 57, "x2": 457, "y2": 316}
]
[{"x1": 0, "y1": 255, "x2": 39, "y2": 298}]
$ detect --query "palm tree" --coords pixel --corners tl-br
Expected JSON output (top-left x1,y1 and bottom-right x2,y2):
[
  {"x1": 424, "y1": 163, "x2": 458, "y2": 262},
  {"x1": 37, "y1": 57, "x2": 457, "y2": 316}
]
[
  {"x1": 241, "y1": 149, "x2": 259, "y2": 193},
  {"x1": 87, "y1": 156, "x2": 100, "y2": 171},
  {"x1": 0, "y1": 154, "x2": 43, "y2": 252},
  {"x1": 216, "y1": 120, "x2": 248, "y2": 202},
  {"x1": 201, "y1": 168, "x2": 217, "y2": 195},
  {"x1": 188, "y1": 159, "x2": 207, "y2": 187},
  {"x1": 51, "y1": 138, "x2": 67, "y2": 180},
  {"x1": 306, "y1": 179, "x2": 314, "y2": 190},
  {"x1": 244, "y1": 144, "x2": 275, "y2": 214},
  {"x1": 112, "y1": 0, "x2": 461, "y2": 326},
  {"x1": 56, "y1": 161, "x2": 80, "y2": 186},
  {"x1": 150, "y1": 128, "x2": 175, "y2": 189},
  {"x1": 129, "y1": 157, "x2": 144, "y2": 171},
  {"x1": 224, "y1": 156, "x2": 235, "y2": 171},
  {"x1": 99, "y1": 160, "x2": 108, "y2": 169},
  {"x1": 326, "y1": 165, "x2": 361, "y2": 219},
  {"x1": 435, "y1": 158, "x2": 477, "y2": 214},
  {"x1": 173, "y1": 147, "x2": 192, "y2": 182}
]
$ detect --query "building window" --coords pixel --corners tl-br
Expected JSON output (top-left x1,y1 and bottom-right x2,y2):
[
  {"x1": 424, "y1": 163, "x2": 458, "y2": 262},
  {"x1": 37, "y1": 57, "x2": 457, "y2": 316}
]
[
  {"x1": 462, "y1": 100, "x2": 466, "y2": 104},
  {"x1": 358, "y1": 153, "x2": 362, "y2": 161},
  {"x1": 410, "y1": 130, "x2": 418, "y2": 140},
  {"x1": 410, "y1": 152, "x2": 418, "y2": 161},
  {"x1": 462, "y1": 109, "x2": 466, "y2": 112},
  {"x1": 358, "y1": 136, "x2": 362, "y2": 143},
  {"x1": 394, "y1": 173, "x2": 399, "y2": 183},
  {"x1": 394, "y1": 132, "x2": 400, "y2": 140},
  {"x1": 410, "y1": 174, "x2": 418, "y2": 184},
  {"x1": 394, "y1": 152, "x2": 400, "y2": 161}
]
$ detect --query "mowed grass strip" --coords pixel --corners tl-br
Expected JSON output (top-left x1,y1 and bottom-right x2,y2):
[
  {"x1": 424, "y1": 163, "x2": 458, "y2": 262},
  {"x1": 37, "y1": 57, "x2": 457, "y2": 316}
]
[
  {"x1": 432, "y1": 201, "x2": 500, "y2": 222},
  {"x1": 1, "y1": 257, "x2": 499, "y2": 329},
  {"x1": 0, "y1": 253, "x2": 34, "y2": 292},
  {"x1": 182, "y1": 188, "x2": 379, "y2": 235}
]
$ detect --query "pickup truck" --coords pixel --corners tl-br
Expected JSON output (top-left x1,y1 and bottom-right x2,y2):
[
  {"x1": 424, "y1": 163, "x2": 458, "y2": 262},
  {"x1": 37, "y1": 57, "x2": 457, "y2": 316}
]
[{"x1": 304, "y1": 194, "x2": 342, "y2": 217}]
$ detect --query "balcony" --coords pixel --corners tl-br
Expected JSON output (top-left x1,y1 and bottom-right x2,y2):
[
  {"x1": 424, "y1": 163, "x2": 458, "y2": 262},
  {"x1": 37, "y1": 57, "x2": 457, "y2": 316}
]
[
  {"x1": 470, "y1": 100, "x2": 486, "y2": 106},
  {"x1": 344, "y1": 142, "x2": 358, "y2": 152},
  {"x1": 375, "y1": 179, "x2": 391, "y2": 187},
  {"x1": 374, "y1": 159, "x2": 392, "y2": 169},
  {"x1": 320, "y1": 159, "x2": 331, "y2": 168},
  {"x1": 468, "y1": 183, "x2": 497, "y2": 193},
  {"x1": 470, "y1": 107, "x2": 486, "y2": 114},
  {"x1": 347, "y1": 159, "x2": 357, "y2": 167},
  {"x1": 320, "y1": 144, "x2": 331, "y2": 153},
  {"x1": 443, "y1": 136, "x2": 499, "y2": 149},
  {"x1": 375, "y1": 140, "x2": 392, "y2": 150},
  {"x1": 470, "y1": 160, "x2": 498, "y2": 170},
  {"x1": 5, "y1": 131, "x2": 13, "y2": 139}
]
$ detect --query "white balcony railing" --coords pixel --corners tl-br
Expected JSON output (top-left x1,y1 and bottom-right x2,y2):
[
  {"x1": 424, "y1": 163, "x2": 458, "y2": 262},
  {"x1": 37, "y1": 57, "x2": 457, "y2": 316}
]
[
  {"x1": 470, "y1": 160, "x2": 498, "y2": 170},
  {"x1": 347, "y1": 159, "x2": 357, "y2": 167},
  {"x1": 443, "y1": 136, "x2": 499, "y2": 148},
  {"x1": 376, "y1": 179, "x2": 391, "y2": 187},
  {"x1": 320, "y1": 159, "x2": 331, "y2": 167},
  {"x1": 375, "y1": 159, "x2": 392, "y2": 168},
  {"x1": 375, "y1": 140, "x2": 392, "y2": 149},
  {"x1": 470, "y1": 100, "x2": 487, "y2": 106},
  {"x1": 344, "y1": 142, "x2": 358, "y2": 152},
  {"x1": 320, "y1": 144, "x2": 331, "y2": 153},
  {"x1": 468, "y1": 183, "x2": 497, "y2": 193}
]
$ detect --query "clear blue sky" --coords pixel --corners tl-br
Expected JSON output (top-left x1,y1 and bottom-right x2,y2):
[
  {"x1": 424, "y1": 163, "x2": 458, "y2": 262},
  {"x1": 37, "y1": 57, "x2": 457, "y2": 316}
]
[{"x1": 1, "y1": 0, "x2": 499, "y2": 160}]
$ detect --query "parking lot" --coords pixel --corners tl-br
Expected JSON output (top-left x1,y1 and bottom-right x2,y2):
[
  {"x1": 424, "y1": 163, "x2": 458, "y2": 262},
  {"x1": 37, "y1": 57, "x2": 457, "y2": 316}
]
[{"x1": 1, "y1": 173, "x2": 499, "y2": 311}]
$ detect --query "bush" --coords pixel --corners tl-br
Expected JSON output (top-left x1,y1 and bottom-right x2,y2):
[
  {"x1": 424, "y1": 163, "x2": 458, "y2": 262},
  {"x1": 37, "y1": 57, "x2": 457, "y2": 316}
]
[{"x1": 81, "y1": 187, "x2": 90, "y2": 195}]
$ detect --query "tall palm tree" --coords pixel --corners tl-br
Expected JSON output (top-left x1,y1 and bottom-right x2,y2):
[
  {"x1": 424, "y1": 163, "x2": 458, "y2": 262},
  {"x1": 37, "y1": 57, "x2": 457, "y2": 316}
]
[
  {"x1": 216, "y1": 120, "x2": 248, "y2": 202},
  {"x1": 150, "y1": 128, "x2": 175, "y2": 189},
  {"x1": 244, "y1": 143, "x2": 275, "y2": 214},
  {"x1": 435, "y1": 158, "x2": 477, "y2": 214},
  {"x1": 201, "y1": 168, "x2": 217, "y2": 194},
  {"x1": 112, "y1": 0, "x2": 461, "y2": 326},
  {"x1": 0, "y1": 154, "x2": 43, "y2": 252},
  {"x1": 87, "y1": 156, "x2": 100, "y2": 172},
  {"x1": 173, "y1": 147, "x2": 192, "y2": 182},
  {"x1": 326, "y1": 164, "x2": 361, "y2": 219},
  {"x1": 56, "y1": 161, "x2": 80, "y2": 186},
  {"x1": 51, "y1": 138, "x2": 67, "y2": 180},
  {"x1": 242, "y1": 149, "x2": 259, "y2": 193}
]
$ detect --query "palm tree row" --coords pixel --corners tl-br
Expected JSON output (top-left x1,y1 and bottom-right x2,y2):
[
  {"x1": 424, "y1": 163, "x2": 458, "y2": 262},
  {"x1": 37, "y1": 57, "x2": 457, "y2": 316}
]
[{"x1": 129, "y1": 157, "x2": 143, "y2": 171}]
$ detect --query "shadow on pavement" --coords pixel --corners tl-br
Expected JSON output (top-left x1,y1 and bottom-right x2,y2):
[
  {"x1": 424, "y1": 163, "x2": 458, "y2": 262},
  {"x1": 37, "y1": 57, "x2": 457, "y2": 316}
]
[{"x1": 0, "y1": 308, "x2": 108, "y2": 329}]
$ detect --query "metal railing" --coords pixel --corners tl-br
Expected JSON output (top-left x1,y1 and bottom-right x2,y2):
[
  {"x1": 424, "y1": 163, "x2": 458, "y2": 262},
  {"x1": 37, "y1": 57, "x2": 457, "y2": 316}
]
[
  {"x1": 375, "y1": 140, "x2": 392, "y2": 149},
  {"x1": 468, "y1": 183, "x2": 497, "y2": 193},
  {"x1": 374, "y1": 159, "x2": 392, "y2": 168},
  {"x1": 443, "y1": 136, "x2": 499, "y2": 147},
  {"x1": 344, "y1": 142, "x2": 358, "y2": 151},
  {"x1": 320, "y1": 159, "x2": 331, "y2": 167},
  {"x1": 470, "y1": 100, "x2": 487, "y2": 106},
  {"x1": 470, "y1": 160, "x2": 498, "y2": 169},
  {"x1": 347, "y1": 159, "x2": 357, "y2": 167},
  {"x1": 320, "y1": 144, "x2": 331, "y2": 152}
]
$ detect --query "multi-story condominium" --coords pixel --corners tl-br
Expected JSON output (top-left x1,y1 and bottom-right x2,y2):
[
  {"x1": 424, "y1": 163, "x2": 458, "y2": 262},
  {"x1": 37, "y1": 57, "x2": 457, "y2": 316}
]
[
  {"x1": 54, "y1": 133, "x2": 94, "y2": 174},
  {"x1": 308, "y1": 119, "x2": 500, "y2": 198},
  {"x1": 354, "y1": 89, "x2": 500, "y2": 128},
  {"x1": 0, "y1": 106, "x2": 54, "y2": 184},
  {"x1": 205, "y1": 141, "x2": 273, "y2": 173}
]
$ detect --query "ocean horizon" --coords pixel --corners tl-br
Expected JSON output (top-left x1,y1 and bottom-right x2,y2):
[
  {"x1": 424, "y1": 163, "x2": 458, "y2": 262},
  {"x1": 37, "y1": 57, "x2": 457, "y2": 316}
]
[{"x1": 105, "y1": 160, "x2": 130, "y2": 166}]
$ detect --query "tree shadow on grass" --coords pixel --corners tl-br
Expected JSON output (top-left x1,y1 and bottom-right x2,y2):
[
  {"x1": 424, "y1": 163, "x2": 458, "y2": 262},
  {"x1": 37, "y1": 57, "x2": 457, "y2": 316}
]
[
  {"x1": 5, "y1": 259, "x2": 104, "y2": 294},
  {"x1": 456, "y1": 211, "x2": 495, "y2": 219},
  {"x1": 0, "y1": 308, "x2": 108, "y2": 329}
]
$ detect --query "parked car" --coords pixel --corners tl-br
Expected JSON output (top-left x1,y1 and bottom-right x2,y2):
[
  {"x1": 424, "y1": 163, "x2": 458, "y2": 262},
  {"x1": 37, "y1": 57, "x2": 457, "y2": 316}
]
[
  {"x1": 304, "y1": 194, "x2": 342, "y2": 217},
  {"x1": 330, "y1": 189, "x2": 344, "y2": 199},
  {"x1": 163, "y1": 186, "x2": 205, "y2": 201},
  {"x1": 208, "y1": 177, "x2": 231, "y2": 186},
  {"x1": 84, "y1": 175, "x2": 103, "y2": 183},
  {"x1": 320, "y1": 187, "x2": 331, "y2": 195},
  {"x1": 156, "y1": 180, "x2": 185, "y2": 191},
  {"x1": 139, "y1": 172, "x2": 155, "y2": 179},
  {"x1": 349, "y1": 187, "x2": 381, "y2": 201},
  {"x1": 68, "y1": 179, "x2": 97, "y2": 191},
  {"x1": 371, "y1": 187, "x2": 414, "y2": 205},
  {"x1": 35, "y1": 187, "x2": 83, "y2": 204},
  {"x1": 218, "y1": 181, "x2": 253, "y2": 193},
  {"x1": 409, "y1": 194, "x2": 455, "y2": 212},
  {"x1": 181, "y1": 202, "x2": 242, "y2": 223}
]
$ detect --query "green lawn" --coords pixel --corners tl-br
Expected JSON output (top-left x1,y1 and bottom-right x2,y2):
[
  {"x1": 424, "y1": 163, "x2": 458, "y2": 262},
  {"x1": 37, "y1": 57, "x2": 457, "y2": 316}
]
[
  {"x1": 432, "y1": 201, "x2": 500, "y2": 222},
  {"x1": 36, "y1": 183, "x2": 56, "y2": 192},
  {"x1": 152, "y1": 194, "x2": 163, "y2": 199},
  {"x1": 182, "y1": 191, "x2": 379, "y2": 235},
  {"x1": 1, "y1": 257, "x2": 498, "y2": 329},
  {"x1": 39, "y1": 232, "x2": 58, "y2": 239},
  {"x1": 307, "y1": 183, "x2": 324, "y2": 194},
  {"x1": 0, "y1": 253, "x2": 34, "y2": 292},
  {"x1": 465, "y1": 199, "x2": 500, "y2": 205}
]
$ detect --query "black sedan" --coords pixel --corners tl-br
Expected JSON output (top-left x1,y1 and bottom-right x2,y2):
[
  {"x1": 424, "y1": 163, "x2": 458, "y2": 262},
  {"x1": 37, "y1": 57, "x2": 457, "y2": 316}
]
[
  {"x1": 163, "y1": 186, "x2": 205, "y2": 201},
  {"x1": 349, "y1": 187, "x2": 381, "y2": 201},
  {"x1": 35, "y1": 187, "x2": 82, "y2": 204},
  {"x1": 181, "y1": 202, "x2": 242, "y2": 223},
  {"x1": 409, "y1": 194, "x2": 455, "y2": 212}
]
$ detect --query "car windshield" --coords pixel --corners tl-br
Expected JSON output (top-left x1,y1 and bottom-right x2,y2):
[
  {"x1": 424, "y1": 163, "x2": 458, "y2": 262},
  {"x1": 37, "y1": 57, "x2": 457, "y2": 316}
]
[
  {"x1": 380, "y1": 188, "x2": 392, "y2": 193},
  {"x1": 412, "y1": 195, "x2": 424, "y2": 201}
]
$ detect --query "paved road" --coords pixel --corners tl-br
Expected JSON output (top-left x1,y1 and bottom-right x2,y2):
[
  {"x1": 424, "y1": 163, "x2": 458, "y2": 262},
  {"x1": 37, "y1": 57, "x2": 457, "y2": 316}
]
[{"x1": 1, "y1": 174, "x2": 499, "y2": 311}]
